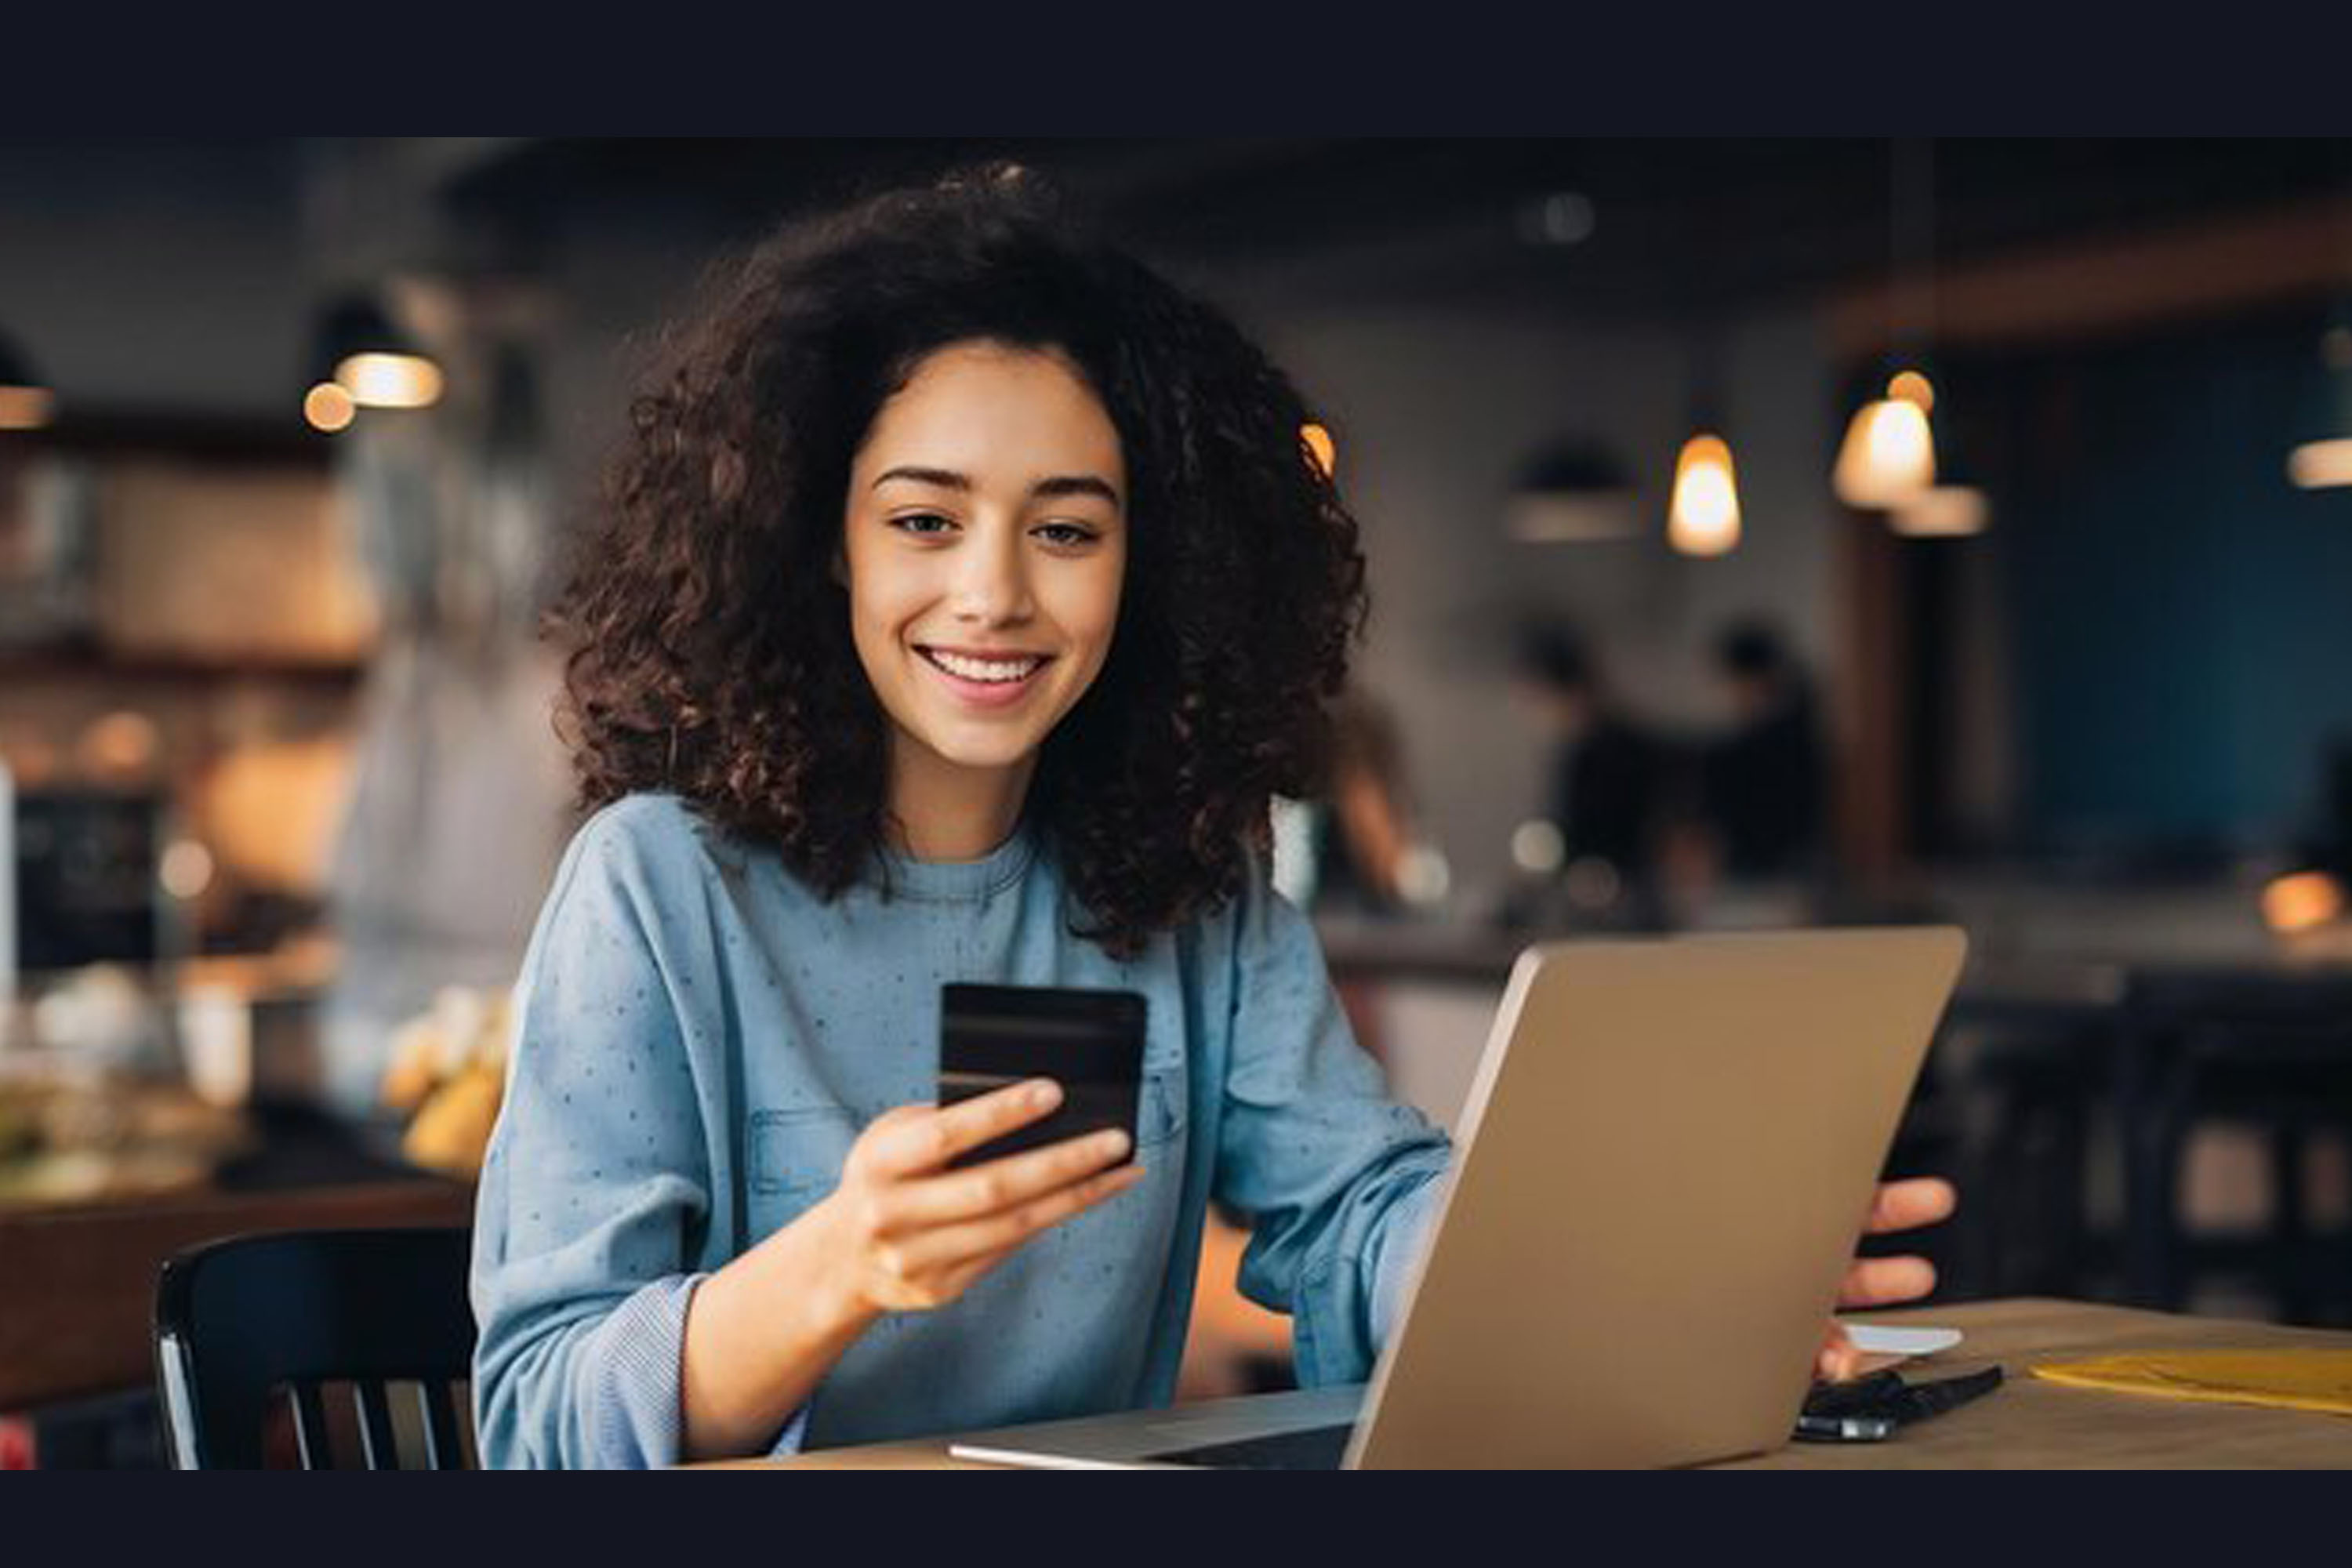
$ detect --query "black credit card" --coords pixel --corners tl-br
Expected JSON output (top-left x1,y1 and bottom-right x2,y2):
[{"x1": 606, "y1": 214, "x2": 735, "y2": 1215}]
[{"x1": 938, "y1": 983, "x2": 1147, "y2": 1171}]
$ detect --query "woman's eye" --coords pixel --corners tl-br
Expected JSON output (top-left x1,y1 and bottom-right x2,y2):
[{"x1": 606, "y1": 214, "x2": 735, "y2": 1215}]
[
  {"x1": 891, "y1": 513, "x2": 954, "y2": 536},
  {"x1": 1035, "y1": 523, "x2": 1098, "y2": 547}
]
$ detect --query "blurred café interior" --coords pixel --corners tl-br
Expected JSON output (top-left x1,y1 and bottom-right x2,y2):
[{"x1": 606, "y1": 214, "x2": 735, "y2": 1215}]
[{"x1": 5, "y1": 137, "x2": 2352, "y2": 1466}]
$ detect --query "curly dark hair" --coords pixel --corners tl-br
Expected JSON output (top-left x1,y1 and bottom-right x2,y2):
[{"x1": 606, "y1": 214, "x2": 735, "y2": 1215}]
[{"x1": 553, "y1": 162, "x2": 1370, "y2": 960}]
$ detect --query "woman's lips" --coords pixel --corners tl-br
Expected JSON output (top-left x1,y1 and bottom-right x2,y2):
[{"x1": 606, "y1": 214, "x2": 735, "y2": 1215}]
[{"x1": 916, "y1": 647, "x2": 1052, "y2": 709}]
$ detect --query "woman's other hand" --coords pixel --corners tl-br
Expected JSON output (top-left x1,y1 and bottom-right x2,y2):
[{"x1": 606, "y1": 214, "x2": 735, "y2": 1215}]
[{"x1": 1814, "y1": 1176, "x2": 1958, "y2": 1381}]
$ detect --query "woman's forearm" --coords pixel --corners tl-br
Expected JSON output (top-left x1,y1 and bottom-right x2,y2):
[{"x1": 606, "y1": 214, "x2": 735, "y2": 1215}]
[{"x1": 678, "y1": 1200, "x2": 878, "y2": 1461}]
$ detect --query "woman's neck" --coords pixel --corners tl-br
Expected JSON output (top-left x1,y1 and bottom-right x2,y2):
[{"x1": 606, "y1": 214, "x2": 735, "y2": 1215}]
[{"x1": 884, "y1": 747, "x2": 1037, "y2": 863}]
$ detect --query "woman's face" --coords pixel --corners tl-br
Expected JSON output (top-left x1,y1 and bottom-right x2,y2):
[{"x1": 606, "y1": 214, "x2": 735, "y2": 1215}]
[{"x1": 841, "y1": 339, "x2": 1129, "y2": 817}]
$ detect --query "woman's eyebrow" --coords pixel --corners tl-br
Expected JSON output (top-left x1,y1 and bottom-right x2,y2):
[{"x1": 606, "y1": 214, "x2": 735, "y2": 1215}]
[{"x1": 872, "y1": 465, "x2": 1121, "y2": 508}]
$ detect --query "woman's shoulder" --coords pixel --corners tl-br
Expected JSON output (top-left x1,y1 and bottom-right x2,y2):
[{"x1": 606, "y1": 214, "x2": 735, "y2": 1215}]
[
  {"x1": 1167, "y1": 838, "x2": 1317, "y2": 973},
  {"x1": 561, "y1": 790, "x2": 755, "y2": 891}
]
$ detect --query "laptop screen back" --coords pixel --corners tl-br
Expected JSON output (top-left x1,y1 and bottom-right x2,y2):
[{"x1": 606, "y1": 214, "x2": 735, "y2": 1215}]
[{"x1": 1350, "y1": 927, "x2": 1965, "y2": 1469}]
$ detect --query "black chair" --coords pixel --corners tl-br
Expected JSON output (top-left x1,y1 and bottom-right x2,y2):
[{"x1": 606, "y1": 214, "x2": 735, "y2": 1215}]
[
  {"x1": 154, "y1": 1228, "x2": 477, "y2": 1469},
  {"x1": 2146, "y1": 1014, "x2": 2352, "y2": 1325}
]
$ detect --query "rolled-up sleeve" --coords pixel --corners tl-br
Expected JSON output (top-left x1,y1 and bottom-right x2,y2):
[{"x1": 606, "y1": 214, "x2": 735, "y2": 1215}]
[
  {"x1": 470, "y1": 810, "x2": 807, "y2": 1468},
  {"x1": 1209, "y1": 855, "x2": 1453, "y2": 1388}
]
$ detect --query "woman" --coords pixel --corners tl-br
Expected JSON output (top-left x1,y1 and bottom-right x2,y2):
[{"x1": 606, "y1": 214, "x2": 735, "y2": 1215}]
[{"x1": 469, "y1": 164, "x2": 1949, "y2": 1468}]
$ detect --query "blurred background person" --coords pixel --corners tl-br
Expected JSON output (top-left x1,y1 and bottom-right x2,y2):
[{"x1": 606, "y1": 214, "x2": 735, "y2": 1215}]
[
  {"x1": 1696, "y1": 619, "x2": 1829, "y2": 889},
  {"x1": 1303, "y1": 688, "x2": 1419, "y2": 919},
  {"x1": 318, "y1": 341, "x2": 575, "y2": 1123},
  {"x1": 1508, "y1": 623, "x2": 1671, "y2": 925},
  {"x1": 1272, "y1": 686, "x2": 1434, "y2": 1065}
]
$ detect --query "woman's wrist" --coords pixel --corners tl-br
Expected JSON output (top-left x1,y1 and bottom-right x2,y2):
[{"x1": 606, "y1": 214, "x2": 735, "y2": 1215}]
[
  {"x1": 784, "y1": 1193, "x2": 888, "y2": 1341},
  {"x1": 679, "y1": 1198, "x2": 880, "y2": 1461}
]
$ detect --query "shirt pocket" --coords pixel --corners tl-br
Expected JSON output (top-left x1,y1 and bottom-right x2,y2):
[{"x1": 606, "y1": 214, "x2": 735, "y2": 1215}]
[
  {"x1": 1137, "y1": 1062, "x2": 1187, "y2": 1152},
  {"x1": 748, "y1": 1104, "x2": 858, "y2": 1220}
]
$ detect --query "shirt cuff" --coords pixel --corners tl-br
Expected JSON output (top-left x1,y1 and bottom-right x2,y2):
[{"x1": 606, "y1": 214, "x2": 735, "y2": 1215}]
[
  {"x1": 1369, "y1": 1176, "x2": 1444, "y2": 1352},
  {"x1": 582, "y1": 1272, "x2": 819, "y2": 1467},
  {"x1": 582, "y1": 1273, "x2": 702, "y2": 1469}
]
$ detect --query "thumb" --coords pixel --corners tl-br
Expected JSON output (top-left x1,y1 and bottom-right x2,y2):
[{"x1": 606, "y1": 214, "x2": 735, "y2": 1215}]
[{"x1": 1815, "y1": 1322, "x2": 1863, "y2": 1382}]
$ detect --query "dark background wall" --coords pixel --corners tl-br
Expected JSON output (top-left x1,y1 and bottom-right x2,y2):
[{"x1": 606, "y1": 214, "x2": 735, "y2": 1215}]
[{"x1": 1926, "y1": 303, "x2": 2352, "y2": 862}]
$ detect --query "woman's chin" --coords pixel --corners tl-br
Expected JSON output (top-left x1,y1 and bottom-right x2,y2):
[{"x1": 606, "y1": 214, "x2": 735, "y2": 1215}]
[{"x1": 917, "y1": 728, "x2": 1044, "y2": 774}]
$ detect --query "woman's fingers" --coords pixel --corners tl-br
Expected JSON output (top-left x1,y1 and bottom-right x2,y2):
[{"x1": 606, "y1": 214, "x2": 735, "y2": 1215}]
[
  {"x1": 840, "y1": 1087, "x2": 1152, "y2": 1313},
  {"x1": 1820, "y1": 1180, "x2": 1951, "y2": 1327},
  {"x1": 884, "y1": 1126, "x2": 1135, "y2": 1229},
  {"x1": 1836, "y1": 1252, "x2": 1937, "y2": 1308},
  {"x1": 877, "y1": 1160, "x2": 1147, "y2": 1283},
  {"x1": 1866, "y1": 1177, "x2": 1957, "y2": 1235},
  {"x1": 862, "y1": 1079, "x2": 1065, "y2": 1178},
  {"x1": 1815, "y1": 1323, "x2": 1864, "y2": 1382}
]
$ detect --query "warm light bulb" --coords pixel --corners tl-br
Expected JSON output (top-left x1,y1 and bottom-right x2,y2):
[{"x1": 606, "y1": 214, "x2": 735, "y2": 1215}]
[
  {"x1": 1668, "y1": 433, "x2": 1740, "y2": 557},
  {"x1": 304, "y1": 382, "x2": 357, "y2": 432},
  {"x1": 0, "y1": 385, "x2": 55, "y2": 430},
  {"x1": 1888, "y1": 370, "x2": 1936, "y2": 413},
  {"x1": 1835, "y1": 397, "x2": 1936, "y2": 507},
  {"x1": 336, "y1": 351, "x2": 445, "y2": 409},
  {"x1": 1301, "y1": 422, "x2": 1336, "y2": 479},
  {"x1": 2263, "y1": 870, "x2": 2345, "y2": 935},
  {"x1": 2288, "y1": 437, "x2": 2352, "y2": 491}
]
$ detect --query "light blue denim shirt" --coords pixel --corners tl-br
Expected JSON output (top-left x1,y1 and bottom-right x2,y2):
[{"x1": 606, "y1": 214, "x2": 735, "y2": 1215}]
[{"x1": 470, "y1": 792, "x2": 1452, "y2": 1468}]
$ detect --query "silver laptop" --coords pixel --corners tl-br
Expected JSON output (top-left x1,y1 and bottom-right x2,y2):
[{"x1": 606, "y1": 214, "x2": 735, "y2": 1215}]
[{"x1": 949, "y1": 927, "x2": 1967, "y2": 1469}]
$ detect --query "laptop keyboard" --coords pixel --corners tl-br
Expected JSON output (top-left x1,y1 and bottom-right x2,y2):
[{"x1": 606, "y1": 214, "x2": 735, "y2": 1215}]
[{"x1": 1150, "y1": 1422, "x2": 1356, "y2": 1470}]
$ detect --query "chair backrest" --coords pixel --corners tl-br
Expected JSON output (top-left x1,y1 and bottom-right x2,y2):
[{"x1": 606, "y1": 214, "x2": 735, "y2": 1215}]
[{"x1": 154, "y1": 1228, "x2": 477, "y2": 1469}]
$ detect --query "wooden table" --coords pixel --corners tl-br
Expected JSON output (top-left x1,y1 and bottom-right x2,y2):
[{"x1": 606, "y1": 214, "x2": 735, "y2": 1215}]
[
  {"x1": 1724, "y1": 1298, "x2": 2352, "y2": 1468},
  {"x1": 708, "y1": 1298, "x2": 2352, "y2": 1468},
  {"x1": 0, "y1": 1175, "x2": 474, "y2": 1412}
]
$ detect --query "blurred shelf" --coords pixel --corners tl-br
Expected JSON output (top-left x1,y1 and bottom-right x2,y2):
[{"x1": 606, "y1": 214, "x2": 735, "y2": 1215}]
[
  {"x1": 0, "y1": 644, "x2": 369, "y2": 688},
  {"x1": 5, "y1": 408, "x2": 331, "y2": 466}
]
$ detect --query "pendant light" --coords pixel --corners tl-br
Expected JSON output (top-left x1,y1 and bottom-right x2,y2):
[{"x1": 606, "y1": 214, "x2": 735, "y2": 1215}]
[
  {"x1": 1669, "y1": 312, "x2": 1740, "y2": 558},
  {"x1": 1668, "y1": 433, "x2": 1740, "y2": 557},
  {"x1": 1506, "y1": 438, "x2": 1640, "y2": 543},
  {"x1": 2288, "y1": 147, "x2": 2352, "y2": 492},
  {"x1": 1835, "y1": 376, "x2": 1936, "y2": 507},
  {"x1": 2286, "y1": 317, "x2": 2352, "y2": 492},
  {"x1": 1836, "y1": 140, "x2": 1942, "y2": 515},
  {"x1": 1882, "y1": 367, "x2": 1993, "y2": 539},
  {"x1": 303, "y1": 292, "x2": 445, "y2": 430},
  {"x1": 0, "y1": 328, "x2": 56, "y2": 432},
  {"x1": 1890, "y1": 481, "x2": 1988, "y2": 538}
]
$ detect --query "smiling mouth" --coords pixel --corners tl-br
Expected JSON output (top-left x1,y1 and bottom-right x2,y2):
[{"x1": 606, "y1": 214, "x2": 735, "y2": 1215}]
[{"x1": 916, "y1": 647, "x2": 1054, "y2": 685}]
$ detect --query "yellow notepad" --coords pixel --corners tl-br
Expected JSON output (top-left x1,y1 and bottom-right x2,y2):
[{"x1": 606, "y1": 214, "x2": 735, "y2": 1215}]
[{"x1": 2031, "y1": 1350, "x2": 2352, "y2": 1417}]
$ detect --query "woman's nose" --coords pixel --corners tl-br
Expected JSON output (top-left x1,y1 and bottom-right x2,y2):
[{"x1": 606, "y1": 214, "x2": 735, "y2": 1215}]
[{"x1": 949, "y1": 530, "x2": 1035, "y2": 623}]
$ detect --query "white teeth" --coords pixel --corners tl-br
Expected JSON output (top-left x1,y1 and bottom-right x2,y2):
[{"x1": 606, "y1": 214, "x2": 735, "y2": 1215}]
[{"x1": 924, "y1": 649, "x2": 1043, "y2": 684}]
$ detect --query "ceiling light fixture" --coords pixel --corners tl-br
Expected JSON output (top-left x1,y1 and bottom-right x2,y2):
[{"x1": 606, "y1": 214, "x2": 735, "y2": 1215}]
[
  {"x1": 303, "y1": 292, "x2": 445, "y2": 427},
  {"x1": 1505, "y1": 438, "x2": 1640, "y2": 543},
  {"x1": 2288, "y1": 321, "x2": 2352, "y2": 492},
  {"x1": 1668, "y1": 432, "x2": 1740, "y2": 557},
  {"x1": 1835, "y1": 140, "x2": 1946, "y2": 517}
]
